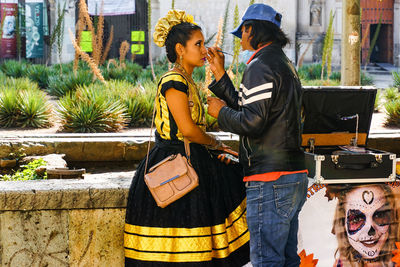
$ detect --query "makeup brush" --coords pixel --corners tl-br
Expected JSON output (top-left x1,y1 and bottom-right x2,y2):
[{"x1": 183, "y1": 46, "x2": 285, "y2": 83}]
[
  {"x1": 216, "y1": 50, "x2": 234, "y2": 56},
  {"x1": 207, "y1": 46, "x2": 234, "y2": 57}
]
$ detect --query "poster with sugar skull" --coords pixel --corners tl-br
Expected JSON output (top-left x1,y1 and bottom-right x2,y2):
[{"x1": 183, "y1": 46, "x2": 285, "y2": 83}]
[{"x1": 298, "y1": 180, "x2": 400, "y2": 266}]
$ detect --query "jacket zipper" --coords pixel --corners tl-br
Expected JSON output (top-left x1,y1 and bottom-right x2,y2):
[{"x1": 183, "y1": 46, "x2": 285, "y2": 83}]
[{"x1": 243, "y1": 136, "x2": 252, "y2": 167}]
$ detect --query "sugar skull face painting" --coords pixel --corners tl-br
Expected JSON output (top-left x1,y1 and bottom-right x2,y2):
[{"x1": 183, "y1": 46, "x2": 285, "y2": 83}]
[{"x1": 344, "y1": 186, "x2": 391, "y2": 260}]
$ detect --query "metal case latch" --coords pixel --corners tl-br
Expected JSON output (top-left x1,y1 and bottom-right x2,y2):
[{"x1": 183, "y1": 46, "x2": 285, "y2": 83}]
[
  {"x1": 350, "y1": 137, "x2": 357, "y2": 146},
  {"x1": 308, "y1": 138, "x2": 315, "y2": 154},
  {"x1": 375, "y1": 154, "x2": 383, "y2": 163},
  {"x1": 331, "y1": 155, "x2": 339, "y2": 165}
]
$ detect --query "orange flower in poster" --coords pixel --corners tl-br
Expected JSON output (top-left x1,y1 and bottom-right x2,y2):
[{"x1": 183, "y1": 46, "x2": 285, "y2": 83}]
[
  {"x1": 299, "y1": 249, "x2": 318, "y2": 267},
  {"x1": 392, "y1": 242, "x2": 400, "y2": 265}
]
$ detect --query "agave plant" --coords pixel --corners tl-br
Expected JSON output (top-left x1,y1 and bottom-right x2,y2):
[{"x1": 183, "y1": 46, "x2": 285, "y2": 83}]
[
  {"x1": 383, "y1": 87, "x2": 399, "y2": 103},
  {"x1": 0, "y1": 71, "x2": 6, "y2": 81},
  {"x1": 57, "y1": 85, "x2": 128, "y2": 132},
  {"x1": 47, "y1": 70, "x2": 94, "y2": 97},
  {"x1": 393, "y1": 71, "x2": 400, "y2": 88},
  {"x1": 18, "y1": 89, "x2": 52, "y2": 128},
  {"x1": 361, "y1": 72, "x2": 374, "y2": 86},
  {"x1": 122, "y1": 80, "x2": 156, "y2": 127},
  {"x1": 0, "y1": 88, "x2": 20, "y2": 127},
  {"x1": 374, "y1": 89, "x2": 381, "y2": 112},
  {"x1": 385, "y1": 98, "x2": 400, "y2": 127},
  {"x1": 5, "y1": 76, "x2": 40, "y2": 92},
  {"x1": 27, "y1": 64, "x2": 54, "y2": 89},
  {"x1": 0, "y1": 60, "x2": 29, "y2": 78}
]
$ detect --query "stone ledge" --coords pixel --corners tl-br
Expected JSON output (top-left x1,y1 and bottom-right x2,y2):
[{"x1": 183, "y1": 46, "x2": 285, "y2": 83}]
[
  {"x1": 0, "y1": 132, "x2": 240, "y2": 161},
  {"x1": 0, "y1": 177, "x2": 131, "y2": 211}
]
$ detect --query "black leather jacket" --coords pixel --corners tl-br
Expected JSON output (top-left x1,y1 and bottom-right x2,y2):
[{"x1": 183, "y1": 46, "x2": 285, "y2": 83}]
[{"x1": 208, "y1": 43, "x2": 305, "y2": 176}]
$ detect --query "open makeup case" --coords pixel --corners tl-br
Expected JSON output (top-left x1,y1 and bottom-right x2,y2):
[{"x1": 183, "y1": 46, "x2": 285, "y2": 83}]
[{"x1": 302, "y1": 86, "x2": 397, "y2": 184}]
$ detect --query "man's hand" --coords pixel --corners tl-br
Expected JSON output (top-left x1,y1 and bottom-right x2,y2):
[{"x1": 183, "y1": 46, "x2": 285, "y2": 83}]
[
  {"x1": 207, "y1": 97, "x2": 227, "y2": 118},
  {"x1": 206, "y1": 47, "x2": 225, "y2": 81}
]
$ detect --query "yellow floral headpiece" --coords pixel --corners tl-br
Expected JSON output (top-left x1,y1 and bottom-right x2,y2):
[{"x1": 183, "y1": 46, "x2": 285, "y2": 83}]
[{"x1": 153, "y1": 10, "x2": 195, "y2": 47}]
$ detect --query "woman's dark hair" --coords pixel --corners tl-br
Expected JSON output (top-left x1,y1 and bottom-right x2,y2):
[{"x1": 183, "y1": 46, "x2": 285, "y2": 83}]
[
  {"x1": 164, "y1": 22, "x2": 202, "y2": 63},
  {"x1": 243, "y1": 18, "x2": 290, "y2": 49}
]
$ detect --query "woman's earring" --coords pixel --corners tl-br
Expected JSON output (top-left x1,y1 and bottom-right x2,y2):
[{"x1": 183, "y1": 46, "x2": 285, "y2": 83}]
[{"x1": 180, "y1": 55, "x2": 183, "y2": 63}]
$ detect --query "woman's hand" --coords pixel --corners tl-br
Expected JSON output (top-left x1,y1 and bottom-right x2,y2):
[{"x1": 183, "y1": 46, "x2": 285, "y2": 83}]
[
  {"x1": 206, "y1": 47, "x2": 225, "y2": 81},
  {"x1": 207, "y1": 96, "x2": 227, "y2": 118},
  {"x1": 216, "y1": 144, "x2": 239, "y2": 165}
]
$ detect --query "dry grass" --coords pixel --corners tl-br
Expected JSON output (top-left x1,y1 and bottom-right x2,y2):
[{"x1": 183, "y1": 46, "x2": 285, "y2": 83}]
[
  {"x1": 93, "y1": 1, "x2": 104, "y2": 65},
  {"x1": 69, "y1": 29, "x2": 106, "y2": 84},
  {"x1": 73, "y1": 18, "x2": 84, "y2": 73},
  {"x1": 202, "y1": 17, "x2": 224, "y2": 96},
  {"x1": 214, "y1": 17, "x2": 223, "y2": 48},
  {"x1": 101, "y1": 25, "x2": 114, "y2": 65},
  {"x1": 119, "y1": 41, "x2": 130, "y2": 68},
  {"x1": 107, "y1": 59, "x2": 118, "y2": 70}
]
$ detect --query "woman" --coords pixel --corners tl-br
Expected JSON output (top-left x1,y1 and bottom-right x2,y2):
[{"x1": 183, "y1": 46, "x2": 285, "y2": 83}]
[
  {"x1": 330, "y1": 184, "x2": 398, "y2": 267},
  {"x1": 124, "y1": 10, "x2": 250, "y2": 266}
]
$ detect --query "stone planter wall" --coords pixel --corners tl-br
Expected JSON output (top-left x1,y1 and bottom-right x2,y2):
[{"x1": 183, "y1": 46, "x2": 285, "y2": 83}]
[{"x1": 0, "y1": 177, "x2": 131, "y2": 267}]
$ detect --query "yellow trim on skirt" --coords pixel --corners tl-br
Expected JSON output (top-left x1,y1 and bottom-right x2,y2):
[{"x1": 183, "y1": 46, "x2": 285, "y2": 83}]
[{"x1": 124, "y1": 198, "x2": 248, "y2": 262}]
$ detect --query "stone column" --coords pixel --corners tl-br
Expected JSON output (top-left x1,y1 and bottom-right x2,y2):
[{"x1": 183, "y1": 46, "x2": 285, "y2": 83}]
[{"x1": 341, "y1": 0, "x2": 361, "y2": 85}]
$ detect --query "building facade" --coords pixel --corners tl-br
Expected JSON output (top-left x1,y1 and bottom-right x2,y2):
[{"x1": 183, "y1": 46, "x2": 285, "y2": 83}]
[
  {"x1": 4, "y1": 0, "x2": 398, "y2": 67},
  {"x1": 153, "y1": 0, "x2": 400, "y2": 67}
]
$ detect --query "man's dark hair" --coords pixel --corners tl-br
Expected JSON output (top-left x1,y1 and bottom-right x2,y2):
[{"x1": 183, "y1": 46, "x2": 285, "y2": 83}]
[
  {"x1": 165, "y1": 22, "x2": 202, "y2": 63},
  {"x1": 243, "y1": 18, "x2": 290, "y2": 49}
]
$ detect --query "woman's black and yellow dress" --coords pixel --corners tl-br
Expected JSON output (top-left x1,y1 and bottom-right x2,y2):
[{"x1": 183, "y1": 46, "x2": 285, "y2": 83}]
[{"x1": 124, "y1": 71, "x2": 249, "y2": 266}]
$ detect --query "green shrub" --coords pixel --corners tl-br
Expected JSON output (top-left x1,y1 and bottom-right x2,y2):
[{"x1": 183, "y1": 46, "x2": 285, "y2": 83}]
[
  {"x1": 384, "y1": 98, "x2": 400, "y2": 127},
  {"x1": 393, "y1": 71, "x2": 400, "y2": 88},
  {"x1": 125, "y1": 62, "x2": 144, "y2": 81},
  {"x1": 374, "y1": 89, "x2": 381, "y2": 111},
  {"x1": 5, "y1": 77, "x2": 40, "y2": 91},
  {"x1": 0, "y1": 60, "x2": 29, "y2": 78},
  {"x1": 298, "y1": 64, "x2": 323, "y2": 80},
  {"x1": 193, "y1": 66, "x2": 206, "y2": 83},
  {"x1": 57, "y1": 84, "x2": 128, "y2": 132},
  {"x1": 50, "y1": 62, "x2": 75, "y2": 75},
  {"x1": 0, "y1": 71, "x2": 6, "y2": 81},
  {"x1": 27, "y1": 64, "x2": 54, "y2": 89},
  {"x1": 101, "y1": 62, "x2": 142, "y2": 83},
  {"x1": 123, "y1": 80, "x2": 156, "y2": 127},
  {"x1": 300, "y1": 79, "x2": 341, "y2": 86},
  {"x1": 47, "y1": 70, "x2": 94, "y2": 97},
  {"x1": 361, "y1": 72, "x2": 374, "y2": 86},
  {"x1": 0, "y1": 158, "x2": 47, "y2": 181},
  {"x1": 329, "y1": 71, "x2": 341, "y2": 81},
  {"x1": 383, "y1": 87, "x2": 399, "y2": 102},
  {"x1": 0, "y1": 78, "x2": 51, "y2": 128},
  {"x1": 19, "y1": 89, "x2": 52, "y2": 128},
  {"x1": 0, "y1": 88, "x2": 20, "y2": 127},
  {"x1": 138, "y1": 61, "x2": 169, "y2": 82}
]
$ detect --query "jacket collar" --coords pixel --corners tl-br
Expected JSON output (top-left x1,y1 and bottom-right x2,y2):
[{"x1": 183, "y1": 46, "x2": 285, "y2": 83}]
[{"x1": 246, "y1": 42, "x2": 272, "y2": 64}]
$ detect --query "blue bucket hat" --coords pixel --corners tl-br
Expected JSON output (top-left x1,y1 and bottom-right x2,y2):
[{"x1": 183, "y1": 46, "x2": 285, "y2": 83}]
[{"x1": 231, "y1": 3, "x2": 282, "y2": 38}]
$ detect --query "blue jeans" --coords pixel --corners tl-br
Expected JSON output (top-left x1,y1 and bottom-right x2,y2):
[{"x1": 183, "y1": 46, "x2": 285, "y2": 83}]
[{"x1": 245, "y1": 172, "x2": 308, "y2": 267}]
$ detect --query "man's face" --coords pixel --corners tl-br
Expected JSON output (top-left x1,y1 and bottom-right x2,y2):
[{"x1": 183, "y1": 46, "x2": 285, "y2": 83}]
[
  {"x1": 240, "y1": 25, "x2": 253, "y2": 51},
  {"x1": 344, "y1": 186, "x2": 391, "y2": 259}
]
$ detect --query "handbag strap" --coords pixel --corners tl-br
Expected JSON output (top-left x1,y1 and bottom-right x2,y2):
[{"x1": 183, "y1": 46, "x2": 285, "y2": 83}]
[{"x1": 144, "y1": 71, "x2": 193, "y2": 174}]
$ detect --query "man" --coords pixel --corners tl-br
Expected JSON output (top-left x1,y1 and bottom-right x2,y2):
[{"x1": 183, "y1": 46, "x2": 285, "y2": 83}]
[{"x1": 206, "y1": 4, "x2": 308, "y2": 267}]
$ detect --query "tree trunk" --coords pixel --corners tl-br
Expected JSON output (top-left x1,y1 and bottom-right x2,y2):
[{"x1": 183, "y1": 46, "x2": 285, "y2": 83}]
[{"x1": 341, "y1": 0, "x2": 361, "y2": 86}]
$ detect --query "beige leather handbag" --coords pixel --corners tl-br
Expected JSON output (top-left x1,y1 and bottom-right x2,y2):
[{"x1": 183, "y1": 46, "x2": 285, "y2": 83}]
[
  {"x1": 143, "y1": 71, "x2": 199, "y2": 208},
  {"x1": 144, "y1": 138, "x2": 198, "y2": 208}
]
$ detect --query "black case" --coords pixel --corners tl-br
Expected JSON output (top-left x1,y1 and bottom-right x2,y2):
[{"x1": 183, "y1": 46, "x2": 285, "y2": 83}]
[{"x1": 302, "y1": 86, "x2": 396, "y2": 184}]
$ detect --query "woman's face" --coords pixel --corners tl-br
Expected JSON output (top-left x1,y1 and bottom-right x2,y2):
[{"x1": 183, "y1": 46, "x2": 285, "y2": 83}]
[
  {"x1": 181, "y1": 29, "x2": 207, "y2": 68},
  {"x1": 344, "y1": 186, "x2": 391, "y2": 259}
]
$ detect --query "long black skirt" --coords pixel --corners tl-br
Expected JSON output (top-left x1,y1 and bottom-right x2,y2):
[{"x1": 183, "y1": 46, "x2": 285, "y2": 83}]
[{"x1": 124, "y1": 134, "x2": 249, "y2": 266}]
